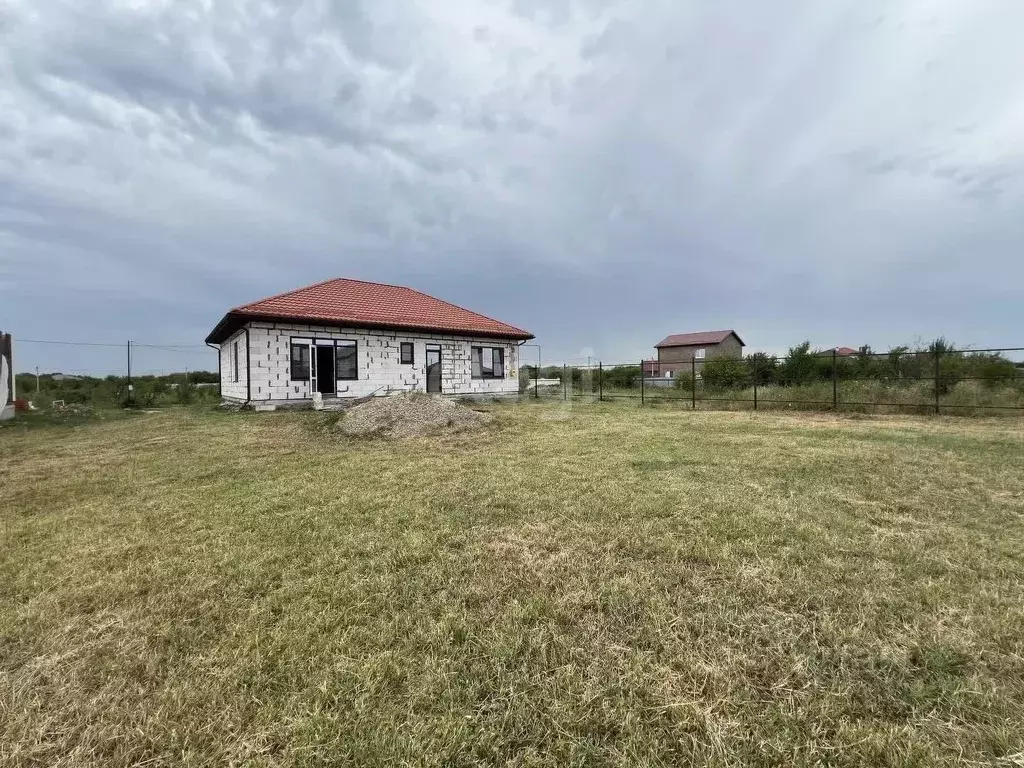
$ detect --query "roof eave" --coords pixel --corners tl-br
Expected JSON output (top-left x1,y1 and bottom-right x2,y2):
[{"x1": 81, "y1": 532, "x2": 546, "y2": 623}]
[{"x1": 205, "y1": 311, "x2": 534, "y2": 345}]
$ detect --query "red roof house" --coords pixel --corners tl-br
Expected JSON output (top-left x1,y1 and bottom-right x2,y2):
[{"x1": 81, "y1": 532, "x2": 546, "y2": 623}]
[
  {"x1": 649, "y1": 329, "x2": 745, "y2": 377},
  {"x1": 206, "y1": 278, "x2": 532, "y2": 405}
]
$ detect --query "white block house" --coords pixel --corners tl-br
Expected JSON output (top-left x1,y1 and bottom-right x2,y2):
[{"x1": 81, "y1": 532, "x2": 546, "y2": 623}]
[{"x1": 205, "y1": 278, "x2": 534, "y2": 406}]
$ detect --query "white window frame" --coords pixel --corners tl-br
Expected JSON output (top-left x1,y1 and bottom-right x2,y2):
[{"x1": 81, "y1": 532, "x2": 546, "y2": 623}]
[{"x1": 695, "y1": 348, "x2": 706, "y2": 360}]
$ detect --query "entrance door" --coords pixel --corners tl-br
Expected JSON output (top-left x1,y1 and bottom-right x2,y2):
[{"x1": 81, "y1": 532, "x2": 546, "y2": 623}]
[
  {"x1": 426, "y1": 346, "x2": 442, "y2": 393},
  {"x1": 315, "y1": 345, "x2": 336, "y2": 395}
]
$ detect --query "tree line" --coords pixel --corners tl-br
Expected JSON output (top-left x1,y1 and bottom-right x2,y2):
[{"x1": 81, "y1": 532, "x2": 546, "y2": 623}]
[
  {"x1": 13, "y1": 371, "x2": 221, "y2": 408},
  {"x1": 522, "y1": 339, "x2": 1021, "y2": 394}
]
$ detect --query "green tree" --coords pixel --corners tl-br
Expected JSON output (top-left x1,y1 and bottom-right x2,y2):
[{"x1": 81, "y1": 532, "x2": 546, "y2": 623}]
[
  {"x1": 701, "y1": 356, "x2": 749, "y2": 390},
  {"x1": 746, "y1": 352, "x2": 778, "y2": 386},
  {"x1": 777, "y1": 342, "x2": 819, "y2": 385}
]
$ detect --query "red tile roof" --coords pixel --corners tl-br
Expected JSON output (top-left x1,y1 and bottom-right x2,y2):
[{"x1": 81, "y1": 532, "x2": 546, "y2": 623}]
[
  {"x1": 835, "y1": 346, "x2": 859, "y2": 356},
  {"x1": 206, "y1": 278, "x2": 533, "y2": 344},
  {"x1": 655, "y1": 330, "x2": 744, "y2": 348}
]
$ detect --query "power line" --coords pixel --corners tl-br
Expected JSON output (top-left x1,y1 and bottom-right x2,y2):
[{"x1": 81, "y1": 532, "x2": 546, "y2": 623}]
[
  {"x1": 20, "y1": 339, "x2": 127, "y2": 348},
  {"x1": 133, "y1": 343, "x2": 211, "y2": 350},
  {"x1": 132, "y1": 345, "x2": 215, "y2": 355},
  {"x1": 20, "y1": 339, "x2": 211, "y2": 349}
]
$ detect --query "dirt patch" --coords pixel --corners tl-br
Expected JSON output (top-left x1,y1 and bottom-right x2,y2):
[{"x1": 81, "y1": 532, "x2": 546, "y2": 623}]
[{"x1": 337, "y1": 393, "x2": 494, "y2": 438}]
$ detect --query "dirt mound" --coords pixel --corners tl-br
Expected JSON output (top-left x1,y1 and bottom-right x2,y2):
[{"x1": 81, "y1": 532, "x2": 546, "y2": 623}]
[{"x1": 338, "y1": 394, "x2": 493, "y2": 438}]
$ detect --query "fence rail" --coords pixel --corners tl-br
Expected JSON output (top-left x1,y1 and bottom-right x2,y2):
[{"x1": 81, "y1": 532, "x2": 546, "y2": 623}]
[{"x1": 523, "y1": 346, "x2": 1024, "y2": 415}]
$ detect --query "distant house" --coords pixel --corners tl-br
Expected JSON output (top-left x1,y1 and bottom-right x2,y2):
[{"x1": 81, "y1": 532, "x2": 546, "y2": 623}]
[
  {"x1": 815, "y1": 347, "x2": 860, "y2": 359},
  {"x1": 643, "y1": 330, "x2": 745, "y2": 378},
  {"x1": 205, "y1": 278, "x2": 533, "y2": 406}
]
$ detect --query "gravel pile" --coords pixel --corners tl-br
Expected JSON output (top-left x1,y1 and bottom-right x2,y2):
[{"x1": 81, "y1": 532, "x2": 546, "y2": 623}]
[{"x1": 338, "y1": 393, "x2": 493, "y2": 438}]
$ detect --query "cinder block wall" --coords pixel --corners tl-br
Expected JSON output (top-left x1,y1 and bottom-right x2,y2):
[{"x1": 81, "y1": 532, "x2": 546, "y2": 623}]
[
  {"x1": 220, "y1": 321, "x2": 521, "y2": 402},
  {"x1": 219, "y1": 329, "x2": 249, "y2": 401}
]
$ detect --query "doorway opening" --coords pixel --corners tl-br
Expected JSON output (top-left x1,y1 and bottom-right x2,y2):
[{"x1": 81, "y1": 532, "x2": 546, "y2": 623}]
[
  {"x1": 426, "y1": 346, "x2": 442, "y2": 393},
  {"x1": 315, "y1": 346, "x2": 336, "y2": 396}
]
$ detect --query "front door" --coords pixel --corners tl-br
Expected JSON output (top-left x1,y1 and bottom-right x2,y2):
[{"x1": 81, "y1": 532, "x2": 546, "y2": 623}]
[
  {"x1": 426, "y1": 346, "x2": 442, "y2": 393},
  {"x1": 315, "y1": 345, "x2": 336, "y2": 396}
]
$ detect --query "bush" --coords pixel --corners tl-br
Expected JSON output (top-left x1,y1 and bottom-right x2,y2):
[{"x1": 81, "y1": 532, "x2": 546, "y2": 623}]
[
  {"x1": 777, "y1": 342, "x2": 821, "y2": 385},
  {"x1": 746, "y1": 352, "x2": 777, "y2": 386},
  {"x1": 602, "y1": 365, "x2": 640, "y2": 390},
  {"x1": 176, "y1": 381, "x2": 196, "y2": 404},
  {"x1": 701, "y1": 356, "x2": 749, "y2": 390},
  {"x1": 674, "y1": 372, "x2": 694, "y2": 392},
  {"x1": 971, "y1": 355, "x2": 1018, "y2": 389}
]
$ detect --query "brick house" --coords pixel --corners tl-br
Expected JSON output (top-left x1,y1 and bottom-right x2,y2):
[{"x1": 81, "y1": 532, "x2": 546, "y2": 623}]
[
  {"x1": 643, "y1": 330, "x2": 745, "y2": 378},
  {"x1": 205, "y1": 278, "x2": 533, "y2": 406}
]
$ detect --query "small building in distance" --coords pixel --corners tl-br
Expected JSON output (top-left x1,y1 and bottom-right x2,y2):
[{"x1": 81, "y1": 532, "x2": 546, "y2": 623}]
[{"x1": 643, "y1": 330, "x2": 745, "y2": 379}]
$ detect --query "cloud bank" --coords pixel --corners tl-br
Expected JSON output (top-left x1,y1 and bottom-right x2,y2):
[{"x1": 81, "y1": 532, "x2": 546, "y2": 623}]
[{"x1": 2, "y1": 0, "x2": 1023, "y2": 372}]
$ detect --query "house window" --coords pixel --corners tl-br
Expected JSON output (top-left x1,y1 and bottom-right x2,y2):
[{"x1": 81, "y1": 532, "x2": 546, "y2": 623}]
[
  {"x1": 336, "y1": 341, "x2": 358, "y2": 380},
  {"x1": 400, "y1": 342, "x2": 414, "y2": 365},
  {"x1": 695, "y1": 348, "x2": 706, "y2": 360},
  {"x1": 232, "y1": 341, "x2": 240, "y2": 383},
  {"x1": 290, "y1": 343, "x2": 310, "y2": 381},
  {"x1": 472, "y1": 346, "x2": 505, "y2": 379},
  {"x1": 665, "y1": 370, "x2": 673, "y2": 379}
]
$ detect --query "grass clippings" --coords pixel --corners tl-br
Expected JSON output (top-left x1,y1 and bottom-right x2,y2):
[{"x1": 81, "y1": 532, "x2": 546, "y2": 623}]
[{"x1": 1, "y1": 402, "x2": 1023, "y2": 767}]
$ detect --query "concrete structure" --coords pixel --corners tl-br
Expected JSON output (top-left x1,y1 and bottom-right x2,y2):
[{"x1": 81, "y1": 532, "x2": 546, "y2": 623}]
[
  {"x1": 643, "y1": 330, "x2": 745, "y2": 379},
  {"x1": 205, "y1": 279, "x2": 533, "y2": 407},
  {"x1": 0, "y1": 332, "x2": 14, "y2": 421}
]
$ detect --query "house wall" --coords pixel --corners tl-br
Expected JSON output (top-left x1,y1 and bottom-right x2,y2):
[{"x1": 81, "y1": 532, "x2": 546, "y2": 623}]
[
  {"x1": 657, "y1": 335, "x2": 743, "y2": 365},
  {"x1": 219, "y1": 328, "x2": 249, "y2": 401},
  {"x1": 654, "y1": 335, "x2": 744, "y2": 376},
  {"x1": 220, "y1": 321, "x2": 521, "y2": 403}
]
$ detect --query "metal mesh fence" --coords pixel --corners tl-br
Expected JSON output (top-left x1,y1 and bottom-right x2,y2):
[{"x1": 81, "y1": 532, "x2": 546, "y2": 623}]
[{"x1": 521, "y1": 347, "x2": 1024, "y2": 415}]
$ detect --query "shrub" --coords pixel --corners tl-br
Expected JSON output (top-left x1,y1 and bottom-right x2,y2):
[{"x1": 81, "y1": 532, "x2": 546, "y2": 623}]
[
  {"x1": 746, "y1": 352, "x2": 777, "y2": 386},
  {"x1": 970, "y1": 354, "x2": 1018, "y2": 389},
  {"x1": 777, "y1": 341, "x2": 820, "y2": 385},
  {"x1": 602, "y1": 365, "x2": 640, "y2": 390},
  {"x1": 701, "y1": 356, "x2": 749, "y2": 390},
  {"x1": 177, "y1": 381, "x2": 196, "y2": 404}
]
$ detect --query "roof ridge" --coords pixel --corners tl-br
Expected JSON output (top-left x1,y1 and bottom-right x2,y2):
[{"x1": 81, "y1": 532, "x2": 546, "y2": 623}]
[{"x1": 669, "y1": 328, "x2": 734, "y2": 335}]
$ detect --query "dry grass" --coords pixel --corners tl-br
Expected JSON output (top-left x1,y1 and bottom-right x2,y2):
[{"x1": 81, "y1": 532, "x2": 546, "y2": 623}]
[{"x1": 2, "y1": 403, "x2": 1023, "y2": 767}]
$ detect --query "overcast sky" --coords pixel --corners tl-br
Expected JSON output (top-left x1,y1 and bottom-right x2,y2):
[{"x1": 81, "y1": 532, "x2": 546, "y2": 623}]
[{"x1": 2, "y1": 0, "x2": 1023, "y2": 374}]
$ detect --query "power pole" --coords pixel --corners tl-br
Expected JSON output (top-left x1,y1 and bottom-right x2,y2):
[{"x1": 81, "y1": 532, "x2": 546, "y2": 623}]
[{"x1": 35, "y1": 366, "x2": 39, "y2": 394}]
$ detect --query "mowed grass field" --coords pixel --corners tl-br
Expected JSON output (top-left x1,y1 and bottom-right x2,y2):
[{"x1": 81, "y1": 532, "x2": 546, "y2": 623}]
[{"x1": 2, "y1": 403, "x2": 1023, "y2": 767}]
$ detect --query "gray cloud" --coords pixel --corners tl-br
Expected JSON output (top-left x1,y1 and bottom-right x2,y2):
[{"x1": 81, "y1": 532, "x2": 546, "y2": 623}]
[{"x1": 2, "y1": 0, "x2": 1024, "y2": 375}]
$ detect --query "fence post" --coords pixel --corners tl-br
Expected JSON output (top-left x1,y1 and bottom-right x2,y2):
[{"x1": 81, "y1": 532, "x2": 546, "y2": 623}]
[
  {"x1": 934, "y1": 347, "x2": 941, "y2": 415},
  {"x1": 832, "y1": 348, "x2": 838, "y2": 411},
  {"x1": 640, "y1": 359, "x2": 645, "y2": 405},
  {"x1": 598, "y1": 362, "x2": 603, "y2": 402},
  {"x1": 691, "y1": 358, "x2": 696, "y2": 410},
  {"x1": 752, "y1": 356, "x2": 758, "y2": 411},
  {"x1": 127, "y1": 339, "x2": 133, "y2": 405},
  {"x1": 534, "y1": 362, "x2": 539, "y2": 399},
  {"x1": 563, "y1": 364, "x2": 567, "y2": 401}
]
